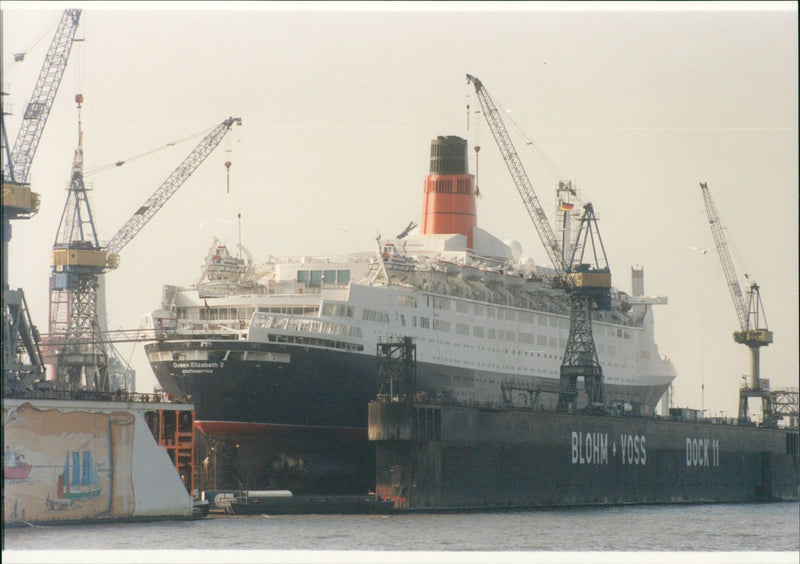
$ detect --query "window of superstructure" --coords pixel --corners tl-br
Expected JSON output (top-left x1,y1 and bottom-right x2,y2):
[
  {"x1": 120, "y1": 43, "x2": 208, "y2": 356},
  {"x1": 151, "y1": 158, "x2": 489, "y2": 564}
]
[
  {"x1": 519, "y1": 311, "x2": 535, "y2": 324},
  {"x1": 433, "y1": 319, "x2": 450, "y2": 332},
  {"x1": 456, "y1": 323, "x2": 469, "y2": 336},
  {"x1": 503, "y1": 310, "x2": 516, "y2": 321},
  {"x1": 420, "y1": 317, "x2": 430, "y2": 329},
  {"x1": 473, "y1": 326, "x2": 484, "y2": 338},
  {"x1": 362, "y1": 309, "x2": 389, "y2": 323},
  {"x1": 430, "y1": 297, "x2": 451, "y2": 310},
  {"x1": 397, "y1": 295, "x2": 417, "y2": 308},
  {"x1": 519, "y1": 332, "x2": 534, "y2": 344},
  {"x1": 323, "y1": 270, "x2": 337, "y2": 284},
  {"x1": 297, "y1": 270, "x2": 309, "y2": 283},
  {"x1": 322, "y1": 303, "x2": 354, "y2": 318},
  {"x1": 177, "y1": 307, "x2": 199, "y2": 320},
  {"x1": 537, "y1": 314, "x2": 547, "y2": 326},
  {"x1": 549, "y1": 337, "x2": 557, "y2": 347},
  {"x1": 505, "y1": 330, "x2": 516, "y2": 341},
  {"x1": 473, "y1": 304, "x2": 485, "y2": 316},
  {"x1": 488, "y1": 328, "x2": 496, "y2": 339},
  {"x1": 456, "y1": 301, "x2": 469, "y2": 314},
  {"x1": 487, "y1": 306, "x2": 496, "y2": 318},
  {"x1": 337, "y1": 270, "x2": 350, "y2": 284},
  {"x1": 537, "y1": 335, "x2": 547, "y2": 346},
  {"x1": 310, "y1": 270, "x2": 323, "y2": 287}
]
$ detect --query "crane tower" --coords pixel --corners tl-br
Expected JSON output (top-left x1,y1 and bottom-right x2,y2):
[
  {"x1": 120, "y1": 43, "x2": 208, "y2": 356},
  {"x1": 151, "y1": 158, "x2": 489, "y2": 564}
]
[
  {"x1": 2, "y1": 9, "x2": 82, "y2": 394},
  {"x1": 699, "y1": 182, "x2": 773, "y2": 421},
  {"x1": 466, "y1": 74, "x2": 612, "y2": 411},
  {"x1": 47, "y1": 109, "x2": 242, "y2": 392}
]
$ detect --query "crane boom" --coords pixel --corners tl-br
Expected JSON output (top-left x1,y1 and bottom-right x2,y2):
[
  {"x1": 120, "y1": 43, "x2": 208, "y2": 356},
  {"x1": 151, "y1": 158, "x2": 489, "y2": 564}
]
[
  {"x1": 4, "y1": 9, "x2": 82, "y2": 184},
  {"x1": 466, "y1": 74, "x2": 565, "y2": 274},
  {"x1": 699, "y1": 182, "x2": 748, "y2": 331},
  {"x1": 104, "y1": 117, "x2": 242, "y2": 255}
]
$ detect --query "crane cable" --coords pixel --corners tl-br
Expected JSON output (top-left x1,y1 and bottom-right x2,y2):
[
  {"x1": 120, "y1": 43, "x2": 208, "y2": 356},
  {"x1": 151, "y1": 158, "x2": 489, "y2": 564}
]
[
  {"x1": 2, "y1": 13, "x2": 60, "y2": 71},
  {"x1": 84, "y1": 125, "x2": 213, "y2": 177},
  {"x1": 466, "y1": 81, "x2": 570, "y2": 184}
]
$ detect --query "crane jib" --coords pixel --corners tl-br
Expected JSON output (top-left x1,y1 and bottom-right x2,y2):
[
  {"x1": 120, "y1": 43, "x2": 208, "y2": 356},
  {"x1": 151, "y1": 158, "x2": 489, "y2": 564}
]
[
  {"x1": 465, "y1": 74, "x2": 566, "y2": 275},
  {"x1": 103, "y1": 117, "x2": 242, "y2": 257},
  {"x1": 4, "y1": 10, "x2": 82, "y2": 186}
]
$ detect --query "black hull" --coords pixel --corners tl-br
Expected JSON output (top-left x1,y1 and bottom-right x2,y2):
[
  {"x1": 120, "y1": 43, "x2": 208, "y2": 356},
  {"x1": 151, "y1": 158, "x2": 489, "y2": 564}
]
[
  {"x1": 369, "y1": 402, "x2": 800, "y2": 510},
  {"x1": 145, "y1": 339, "x2": 669, "y2": 494},
  {"x1": 146, "y1": 339, "x2": 668, "y2": 428}
]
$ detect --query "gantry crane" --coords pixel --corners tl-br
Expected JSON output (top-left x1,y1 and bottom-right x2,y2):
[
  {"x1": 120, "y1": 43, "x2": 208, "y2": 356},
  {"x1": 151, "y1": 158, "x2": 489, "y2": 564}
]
[
  {"x1": 699, "y1": 182, "x2": 774, "y2": 421},
  {"x1": 47, "y1": 104, "x2": 241, "y2": 392},
  {"x1": 466, "y1": 74, "x2": 612, "y2": 411},
  {"x1": 2, "y1": 9, "x2": 82, "y2": 394}
]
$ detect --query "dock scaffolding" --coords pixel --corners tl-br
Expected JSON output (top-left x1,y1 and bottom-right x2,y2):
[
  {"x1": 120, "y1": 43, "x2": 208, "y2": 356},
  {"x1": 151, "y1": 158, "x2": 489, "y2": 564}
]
[
  {"x1": 376, "y1": 337, "x2": 416, "y2": 402},
  {"x1": 145, "y1": 408, "x2": 195, "y2": 494}
]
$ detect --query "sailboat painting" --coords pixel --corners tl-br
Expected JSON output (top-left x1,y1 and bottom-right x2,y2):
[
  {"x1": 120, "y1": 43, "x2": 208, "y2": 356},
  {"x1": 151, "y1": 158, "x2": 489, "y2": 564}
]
[{"x1": 57, "y1": 451, "x2": 102, "y2": 500}]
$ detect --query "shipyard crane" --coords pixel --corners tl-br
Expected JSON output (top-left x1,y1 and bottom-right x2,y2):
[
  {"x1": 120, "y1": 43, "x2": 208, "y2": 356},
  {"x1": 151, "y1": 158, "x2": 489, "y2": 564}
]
[
  {"x1": 48, "y1": 109, "x2": 242, "y2": 392},
  {"x1": 2, "y1": 10, "x2": 82, "y2": 394},
  {"x1": 466, "y1": 74, "x2": 611, "y2": 411},
  {"x1": 699, "y1": 182, "x2": 773, "y2": 421},
  {"x1": 3, "y1": 9, "x2": 82, "y2": 185}
]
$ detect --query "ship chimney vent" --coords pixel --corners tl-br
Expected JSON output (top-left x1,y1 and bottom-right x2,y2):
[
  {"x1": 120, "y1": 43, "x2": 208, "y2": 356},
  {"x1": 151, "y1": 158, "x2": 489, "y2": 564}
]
[{"x1": 429, "y1": 136, "x2": 469, "y2": 175}]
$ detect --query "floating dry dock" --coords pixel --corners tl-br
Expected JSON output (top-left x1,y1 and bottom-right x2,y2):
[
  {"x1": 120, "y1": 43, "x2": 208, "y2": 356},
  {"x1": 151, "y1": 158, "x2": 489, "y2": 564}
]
[
  {"x1": 369, "y1": 400, "x2": 799, "y2": 510},
  {"x1": 3, "y1": 392, "x2": 196, "y2": 525}
]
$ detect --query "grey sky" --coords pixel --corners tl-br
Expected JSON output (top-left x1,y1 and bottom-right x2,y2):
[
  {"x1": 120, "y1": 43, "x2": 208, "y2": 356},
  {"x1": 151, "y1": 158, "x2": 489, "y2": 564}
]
[{"x1": 3, "y1": 1, "x2": 797, "y2": 418}]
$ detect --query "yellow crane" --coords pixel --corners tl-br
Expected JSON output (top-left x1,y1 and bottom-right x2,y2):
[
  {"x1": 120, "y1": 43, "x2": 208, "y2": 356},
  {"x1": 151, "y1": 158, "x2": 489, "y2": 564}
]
[{"x1": 699, "y1": 182, "x2": 773, "y2": 421}]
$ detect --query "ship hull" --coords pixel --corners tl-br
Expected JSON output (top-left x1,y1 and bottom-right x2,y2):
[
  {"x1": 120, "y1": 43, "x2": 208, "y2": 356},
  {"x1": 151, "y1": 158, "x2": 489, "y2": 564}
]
[
  {"x1": 369, "y1": 401, "x2": 800, "y2": 509},
  {"x1": 146, "y1": 338, "x2": 671, "y2": 493},
  {"x1": 147, "y1": 339, "x2": 670, "y2": 427}
]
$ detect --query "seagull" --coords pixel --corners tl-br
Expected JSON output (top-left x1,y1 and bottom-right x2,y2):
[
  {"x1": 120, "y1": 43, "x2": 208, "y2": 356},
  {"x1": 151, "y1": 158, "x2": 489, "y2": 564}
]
[{"x1": 690, "y1": 246, "x2": 710, "y2": 255}]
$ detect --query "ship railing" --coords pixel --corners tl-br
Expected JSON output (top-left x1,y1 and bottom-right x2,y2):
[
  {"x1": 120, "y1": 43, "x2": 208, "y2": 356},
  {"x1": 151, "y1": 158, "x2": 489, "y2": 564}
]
[
  {"x1": 175, "y1": 318, "x2": 249, "y2": 334},
  {"x1": 250, "y1": 312, "x2": 362, "y2": 339},
  {"x1": 3, "y1": 387, "x2": 176, "y2": 404}
]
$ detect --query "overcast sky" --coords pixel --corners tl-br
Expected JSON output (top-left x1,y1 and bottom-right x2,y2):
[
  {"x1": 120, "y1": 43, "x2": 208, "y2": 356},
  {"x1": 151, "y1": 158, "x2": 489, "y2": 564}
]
[{"x1": 3, "y1": 1, "x2": 797, "y2": 418}]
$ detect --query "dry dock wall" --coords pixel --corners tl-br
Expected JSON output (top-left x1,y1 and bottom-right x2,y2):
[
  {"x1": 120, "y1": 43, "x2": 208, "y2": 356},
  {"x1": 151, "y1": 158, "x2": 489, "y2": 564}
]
[
  {"x1": 370, "y1": 402, "x2": 799, "y2": 510},
  {"x1": 2, "y1": 399, "x2": 193, "y2": 524}
]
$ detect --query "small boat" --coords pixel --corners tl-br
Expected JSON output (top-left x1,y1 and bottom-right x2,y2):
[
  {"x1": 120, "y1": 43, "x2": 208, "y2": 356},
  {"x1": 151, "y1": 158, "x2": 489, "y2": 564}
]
[
  {"x1": 381, "y1": 242, "x2": 416, "y2": 273},
  {"x1": 4, "y1": 448, "x2": 32, "y2": 480},
  {"x1": 193, "y1": 498, "x2": 210, "y2": 518},
  {"x1": 57, "y1": 451, "x2": 102, "y2": 499},
  {"x1": 206, "y1": 244, "x2": 247, "y2": 281}
]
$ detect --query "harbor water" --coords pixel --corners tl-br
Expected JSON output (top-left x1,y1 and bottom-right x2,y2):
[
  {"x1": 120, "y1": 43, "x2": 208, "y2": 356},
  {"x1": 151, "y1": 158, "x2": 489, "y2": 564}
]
[{"x1": 3, "y1": 502, "x2": 798, "y2": 563}]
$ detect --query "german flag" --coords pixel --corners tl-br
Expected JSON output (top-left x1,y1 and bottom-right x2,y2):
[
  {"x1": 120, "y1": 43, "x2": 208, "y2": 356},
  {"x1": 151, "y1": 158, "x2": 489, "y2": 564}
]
[{"x1": 560, "y1": 201, "x2": 574, "y2": 211}]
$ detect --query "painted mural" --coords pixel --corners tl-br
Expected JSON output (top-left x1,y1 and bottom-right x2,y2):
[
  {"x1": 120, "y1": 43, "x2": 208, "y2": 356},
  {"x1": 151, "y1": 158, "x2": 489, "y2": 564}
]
[{"x1": 3, "y1": 403, "x2": 135, "y2": 523}]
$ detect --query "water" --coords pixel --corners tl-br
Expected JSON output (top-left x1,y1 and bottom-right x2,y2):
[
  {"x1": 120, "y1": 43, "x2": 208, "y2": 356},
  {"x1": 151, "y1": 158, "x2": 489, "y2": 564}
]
[{"x1": 3, "y1": 502, "x2": 798, "y2": 562}]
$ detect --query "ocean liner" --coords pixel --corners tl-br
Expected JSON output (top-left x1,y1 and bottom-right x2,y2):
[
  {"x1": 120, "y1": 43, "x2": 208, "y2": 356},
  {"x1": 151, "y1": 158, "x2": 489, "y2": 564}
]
[{"x1": 143, "y1": 135, "x2": 676, "y2": 493}]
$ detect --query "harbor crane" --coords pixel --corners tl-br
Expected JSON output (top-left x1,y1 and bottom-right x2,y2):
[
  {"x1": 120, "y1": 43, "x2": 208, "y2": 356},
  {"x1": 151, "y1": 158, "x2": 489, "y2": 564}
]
[
  {"x1": 699, "y1": 182, "x2": 775, "y2": 422},
  {"x1": 47, "y1": 107, "x2": 241, "y2": 392},
  {"x1": 466, "y1": 74, "x2": 612, "y2": 411},
  {"x1": 2, "y1": 10, "x2": 82, "y2": 394}
]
